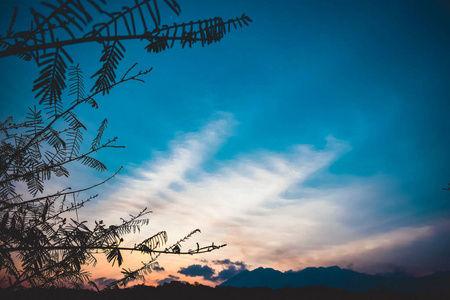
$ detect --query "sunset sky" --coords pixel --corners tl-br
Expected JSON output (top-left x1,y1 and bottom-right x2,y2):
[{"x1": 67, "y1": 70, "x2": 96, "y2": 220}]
[{"x1": 1, "y1": 0, "x2": 450, "y2": 287}]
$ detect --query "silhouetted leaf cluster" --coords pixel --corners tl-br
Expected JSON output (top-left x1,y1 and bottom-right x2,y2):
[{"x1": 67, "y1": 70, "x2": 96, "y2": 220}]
[
  {"x1": 0, "y1": 0, "x2": 252, "y2": 119},
  {"x1": 1, "y1": 0, "x2": 245, "y2": 290}
]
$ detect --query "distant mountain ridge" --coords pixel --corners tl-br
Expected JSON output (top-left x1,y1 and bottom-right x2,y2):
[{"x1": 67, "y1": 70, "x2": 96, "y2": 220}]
[{"x1": 219, "y1": 266, "x2": 450, "y2": 293}]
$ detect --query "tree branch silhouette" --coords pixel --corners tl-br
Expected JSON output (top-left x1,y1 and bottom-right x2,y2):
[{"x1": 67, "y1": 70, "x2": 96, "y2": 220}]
[{"x1": 1, "y1": 0, "x2": 251, "y2": 290}]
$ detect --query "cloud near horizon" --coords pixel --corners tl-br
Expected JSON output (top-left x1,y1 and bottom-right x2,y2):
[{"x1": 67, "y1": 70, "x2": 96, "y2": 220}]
[
  {"x1": 88, "y1": 113, "x2": 449, "y2": 277},
  {"x1": 93, "y1": 277, "x2": 116, "y2": 288},
  {"x1": 157, "y1": 275, "x2": 182, "y2": 286},
  {"x1": 212, "y1": 260, "x2": 248, "y2": 282},
  {"x1": 178, "y1": 260, "x2": 248, "y2": 282},
  {"x1": 178, "y1": 265, "x2": 215, "y2": 281}
]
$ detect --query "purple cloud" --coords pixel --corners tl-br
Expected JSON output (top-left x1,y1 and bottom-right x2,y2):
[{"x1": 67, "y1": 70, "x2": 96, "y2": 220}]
[
  {"x1": 211, "y1": 260, "x2": 248, "y2": 282},
  {"x1": 153, "y1": 266, "x2": 165, "y2": 272},
  {"x1": 178, "y1": 260, "x2": 248, "y2": 283},
  {"x1": 213, "y1": 259, "x2": 247, "y2": 269},
  {"x1": 157, "y1": 275, "x2": 180, "y2": 285},
  {"x1": 212, "y1": 265, "x2": 245, "y2": 281}
]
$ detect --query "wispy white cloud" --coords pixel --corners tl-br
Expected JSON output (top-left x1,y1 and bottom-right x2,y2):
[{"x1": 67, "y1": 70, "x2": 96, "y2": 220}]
[{"x1": 85, "y1": 113, "x2": 446, "y2": 280}]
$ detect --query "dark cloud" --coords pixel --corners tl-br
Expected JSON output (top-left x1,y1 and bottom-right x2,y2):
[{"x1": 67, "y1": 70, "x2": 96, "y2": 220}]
[
  {"x1": 375, "y1": 264, "x2": 411, "y2": 279},
  {"x1": 178, "y1": 260, "x2": 248, "y2": 283},
  {"x1": 213, "y1": 259, "x2": 247, "y2": 270},
  {"x1": 157, "y1": 275, "x2": 180, "y2": 285},
  {"x1": 178, "y1": 264, "x2": 215, "y2": 281},
  {"x1": 212, "y1": 265, "x2": 245, "y2": 282},
  {"x1": 153, "y1": 266, "x2": 165, "y2": 272},
  {"x1": 344, "y1": 221, "x2": 450, "y2": 275},
  {"x1": 94, "y1": 277, "x2": 116, "y2": 286},
  {"x1": 212, "y1": 259, "x2": 232, "y2": 265},
  {"x1": 211, "y1": 260, "x2": 247, "y2": 282}
]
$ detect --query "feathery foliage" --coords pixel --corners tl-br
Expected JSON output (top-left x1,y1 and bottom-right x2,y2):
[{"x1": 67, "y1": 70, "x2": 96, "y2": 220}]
[
  {"x1": 0, "y1": 0, "x2": 246, "y2": 290},
  {"x1": 0, "y1": 0, "x2": 252, "y2": 120}
]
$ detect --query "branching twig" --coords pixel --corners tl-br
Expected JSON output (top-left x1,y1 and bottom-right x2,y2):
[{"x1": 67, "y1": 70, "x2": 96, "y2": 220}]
[
  {"x1": 0, "y1": 166, "x2": 123, "y2": 211},
  {"x1": 2, "y1": 244, "x2": 227, "y2": 255}
]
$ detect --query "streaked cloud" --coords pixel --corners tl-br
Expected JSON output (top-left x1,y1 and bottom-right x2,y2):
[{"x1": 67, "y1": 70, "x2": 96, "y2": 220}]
[{"x1": 86, "y1": 113, "x2": 446, "y2": 282}]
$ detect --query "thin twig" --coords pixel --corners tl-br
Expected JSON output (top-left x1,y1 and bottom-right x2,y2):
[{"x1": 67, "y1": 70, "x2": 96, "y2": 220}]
[
  {"x1": 0, "y1": 166, "x2": 123, "y2": 211},
  {"x1": 2, "y1": 244, "x2": 227, "y2": 254}
]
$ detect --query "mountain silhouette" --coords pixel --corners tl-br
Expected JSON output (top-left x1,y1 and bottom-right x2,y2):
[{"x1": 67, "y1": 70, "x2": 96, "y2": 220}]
[{"x1": 219, "y1": 266, "x2": 450, "y2": 293}]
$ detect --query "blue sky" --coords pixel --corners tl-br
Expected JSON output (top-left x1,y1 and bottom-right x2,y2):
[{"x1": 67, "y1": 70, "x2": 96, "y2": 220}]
[{"x1": 1, "y1": 0, "x2": 450, "y2": 286}]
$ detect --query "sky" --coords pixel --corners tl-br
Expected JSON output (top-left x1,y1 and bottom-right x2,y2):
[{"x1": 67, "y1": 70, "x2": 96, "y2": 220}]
[{"x1": 1, "y1": 0, "x2": 450, "y2": 287}]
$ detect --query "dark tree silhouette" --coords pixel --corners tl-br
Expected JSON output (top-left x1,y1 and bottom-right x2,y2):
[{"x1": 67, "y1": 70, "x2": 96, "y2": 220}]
[{"x1": 0, "y1": 0, "x2": 250, "y2": 290}]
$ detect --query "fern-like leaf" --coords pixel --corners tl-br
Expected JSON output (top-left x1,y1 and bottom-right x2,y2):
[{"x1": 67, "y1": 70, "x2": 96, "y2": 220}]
[
  {"x1": 85, "y1": 97, "x2": 99, "y2": 109},
  {"x1": 0, "y1": 180, "x2": 16, "y2": 200},
  {"x1": 145, "y1": 15, "x2": 252, "y2": 53},
  {"x1": 44, "y1": 149, "x2": 65, "y2": 168},
  {"x1": 25, "y1": 106, "x2": 44, "y2": 137},
  {"x1": 64, "y1": 111, "x2": 86, "y2": 131},
  {"x1": 68, "y1": 64, "x2": 85, "y2": 104},
  {"x1": 80, "y1": 156, "x2": 107, "y2": 172},
  {"x1": 166, "y1": 229, "x2": 201, "y2": 252},
  {"x1": 0, "y1": 40, "x2": 31, "y2": 61},
  {"x1": 53, "y1": 165, "x2": 70, "y2": 178},
  {"x1": 6, "y1": 6, "x2": 18, "y2": 37},
  {"x1": 90, "y1": 41, "x2": 125, "y2": 94},
  {"x1": 25, "y1": 172, "x2": 44, "y2": 196},
  {"x1": 91, "y1": 118, "x2": 107, "y2": 150},
  {"x1": 30, "y1": 0, "x2": 106, "y2": 43},
  {"x1": 32, "y1": 47, "x2": 73, "y2": 118},
  {"x1": 85, "y1": 0, "x2": 181, "y2": 39},
  {"x1": 45, "y1": 128, "x2": 66, "y2": 150},
  {"x1": 66, "y1": 128, "x2": 83, "y2": 159},
  {"x1": 136, "y1": 231, "x2": 167, "y2": 253},
  {"x1": 105, "y1": 246, "x2": 123, "y2": 267}
]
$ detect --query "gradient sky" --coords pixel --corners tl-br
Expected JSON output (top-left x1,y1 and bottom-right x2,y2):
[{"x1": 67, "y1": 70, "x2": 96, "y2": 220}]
[{"x1": 1, "y1": 0, "x2": 450, "y2": 287}]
